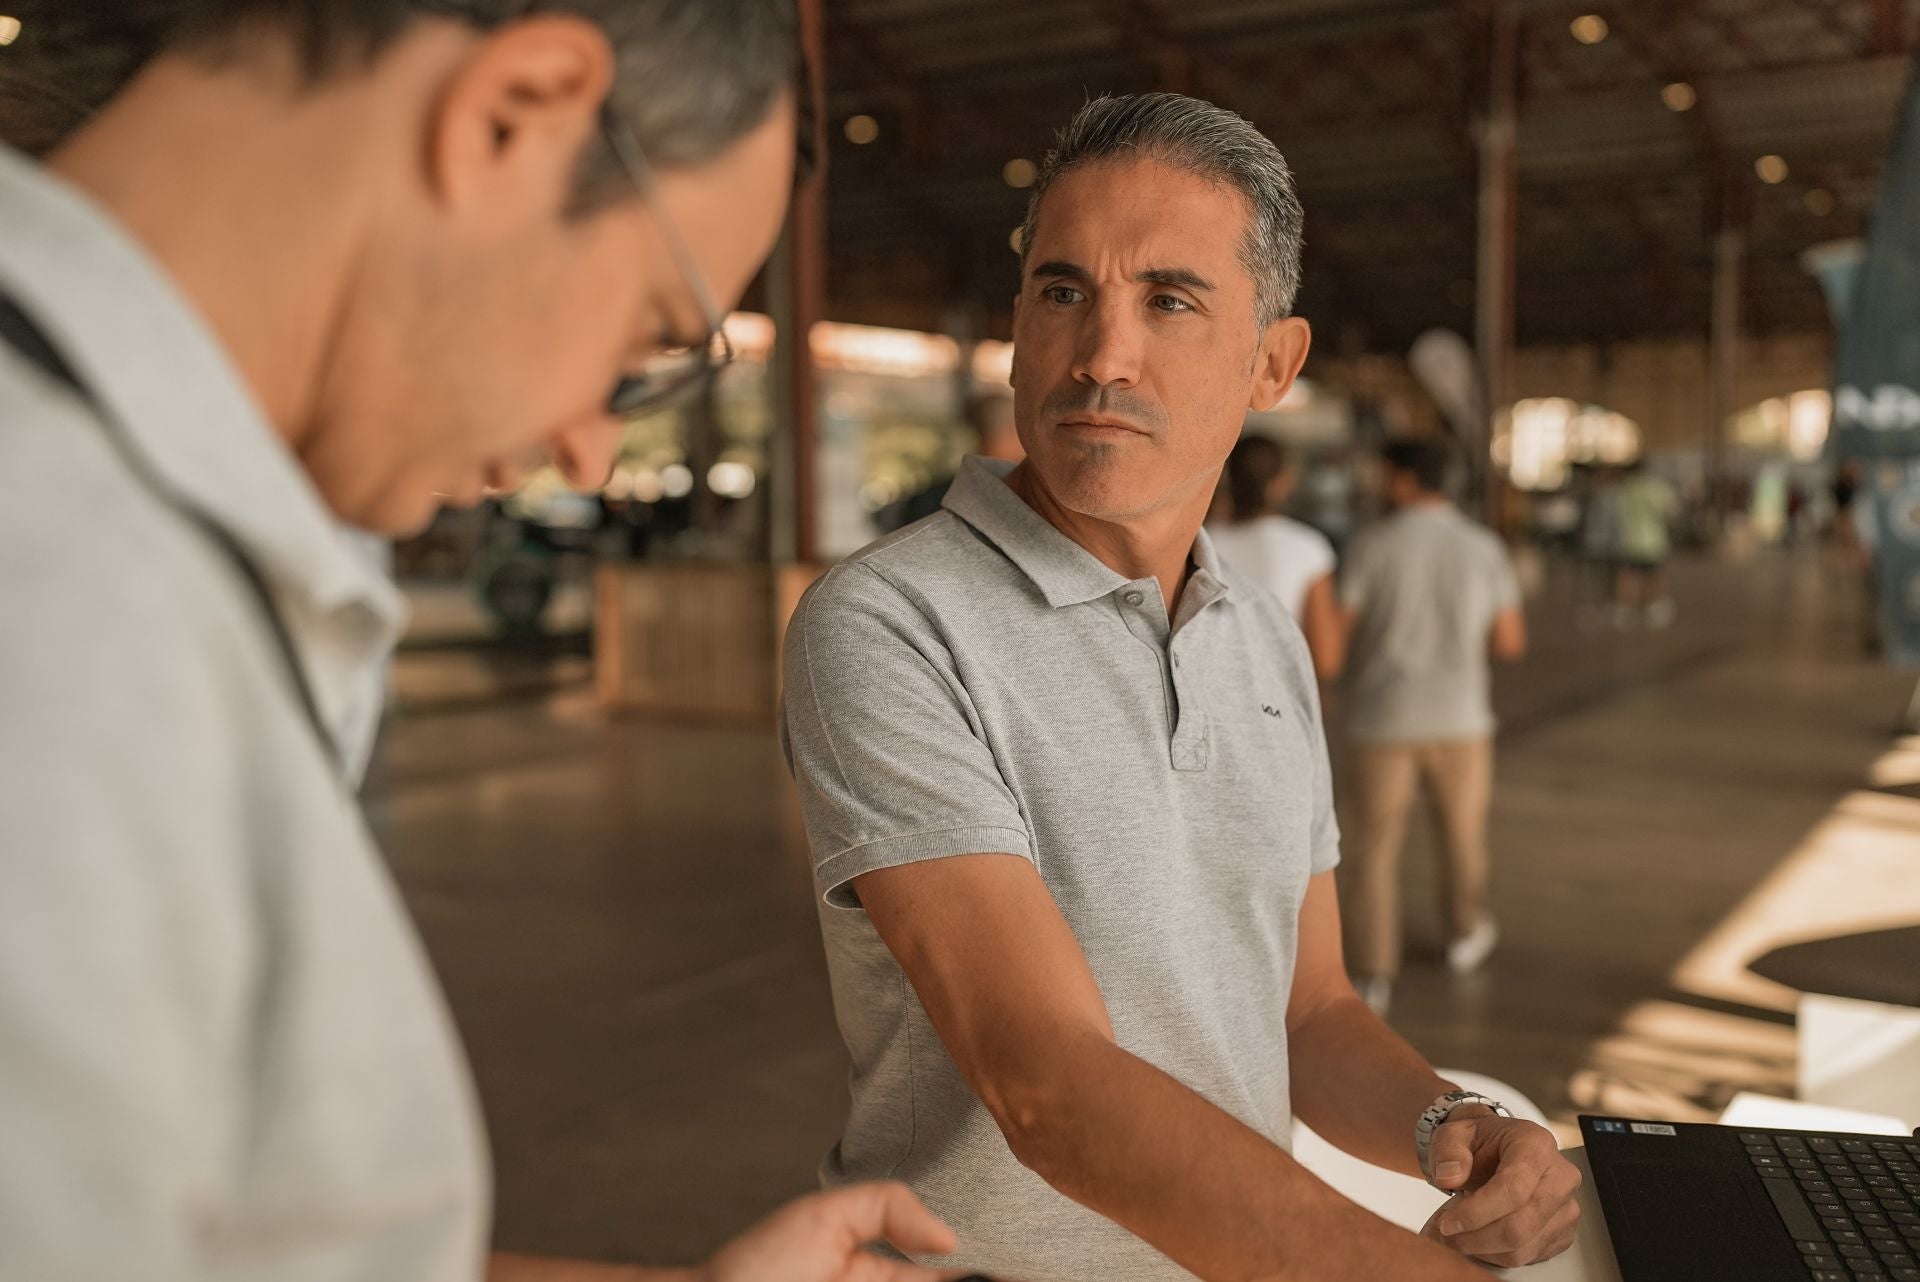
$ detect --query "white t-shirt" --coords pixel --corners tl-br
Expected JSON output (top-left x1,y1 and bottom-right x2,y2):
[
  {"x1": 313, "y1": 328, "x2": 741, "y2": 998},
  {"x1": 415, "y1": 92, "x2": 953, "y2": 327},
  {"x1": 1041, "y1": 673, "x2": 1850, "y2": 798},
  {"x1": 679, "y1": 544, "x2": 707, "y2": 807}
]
[
  {"x1": 1340, "y1": 504, "x2": 1521, "y2": 743},
  {"x1": 1206, "y1": 514, "x2": 1337, "y2": 620}
]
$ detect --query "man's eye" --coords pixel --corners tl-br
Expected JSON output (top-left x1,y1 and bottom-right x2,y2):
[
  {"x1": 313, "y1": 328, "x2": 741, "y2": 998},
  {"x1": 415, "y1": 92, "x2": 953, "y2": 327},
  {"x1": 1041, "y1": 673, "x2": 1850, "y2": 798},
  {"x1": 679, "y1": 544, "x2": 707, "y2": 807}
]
[
  {"x1": 1151, "y1": 294, "x2": 1193, "y2": 313},
  {"x1": 1044, "y1": 285, "x2": 1082, "y2": 305}
]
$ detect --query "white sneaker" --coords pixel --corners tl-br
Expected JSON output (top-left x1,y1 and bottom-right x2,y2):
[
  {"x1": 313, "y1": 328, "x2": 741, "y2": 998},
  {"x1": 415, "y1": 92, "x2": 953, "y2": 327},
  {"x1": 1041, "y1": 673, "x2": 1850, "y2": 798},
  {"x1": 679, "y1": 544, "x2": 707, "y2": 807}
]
[
  {"x1": 1446, "y1": 919, "x2": 1500, "y2": 974},
  {"x1": 1357, "y1": 976, "x2": 1393, "y2": 1016}
]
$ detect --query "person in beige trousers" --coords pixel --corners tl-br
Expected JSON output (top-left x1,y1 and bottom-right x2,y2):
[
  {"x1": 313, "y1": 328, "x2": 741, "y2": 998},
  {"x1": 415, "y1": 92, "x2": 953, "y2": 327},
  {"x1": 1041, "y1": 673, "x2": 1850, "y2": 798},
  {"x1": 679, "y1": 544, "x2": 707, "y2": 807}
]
[{"x1": 1339, "y1": 441, "x2": 1528, "y2": 1015}]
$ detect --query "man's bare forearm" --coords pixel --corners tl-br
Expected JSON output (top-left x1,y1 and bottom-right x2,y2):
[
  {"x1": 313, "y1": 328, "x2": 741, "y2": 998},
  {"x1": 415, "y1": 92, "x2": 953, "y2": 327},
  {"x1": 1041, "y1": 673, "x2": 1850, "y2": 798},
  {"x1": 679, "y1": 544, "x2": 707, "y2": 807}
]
[
  {"x1": 1287, "y1": 990, "x2": 1458, "y2": 1177},
  {"x1": 995, "y1": 1029, "x2": 1487, "y2": 1282}
]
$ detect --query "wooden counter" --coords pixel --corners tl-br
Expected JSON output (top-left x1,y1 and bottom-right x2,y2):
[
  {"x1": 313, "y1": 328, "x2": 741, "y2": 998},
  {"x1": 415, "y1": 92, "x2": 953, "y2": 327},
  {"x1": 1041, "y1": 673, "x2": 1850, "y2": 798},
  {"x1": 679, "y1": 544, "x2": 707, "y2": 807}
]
[{"x1": 594, "y1": 561, "x2": 824, "y2": 721}]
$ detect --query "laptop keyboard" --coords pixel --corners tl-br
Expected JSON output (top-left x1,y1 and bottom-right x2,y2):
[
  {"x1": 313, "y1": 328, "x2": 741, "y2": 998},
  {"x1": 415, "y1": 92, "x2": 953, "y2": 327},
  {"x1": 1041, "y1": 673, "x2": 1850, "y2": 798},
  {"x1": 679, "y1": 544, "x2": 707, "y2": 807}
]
[{"x1": 1742, "y1": 1131, "x2": 1920, "y2": 1281}]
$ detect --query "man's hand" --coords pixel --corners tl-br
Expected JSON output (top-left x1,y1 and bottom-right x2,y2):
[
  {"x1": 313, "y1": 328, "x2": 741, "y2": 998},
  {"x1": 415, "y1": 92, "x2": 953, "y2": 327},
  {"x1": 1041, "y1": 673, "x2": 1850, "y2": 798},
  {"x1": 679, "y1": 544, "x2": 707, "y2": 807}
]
[
  {"x1": 1419, "y1": 1112, "x2": 1581, "y2": 1269},
  {"x1": 697, "y1": 1182, "x2": 963, "y2": 1282}
]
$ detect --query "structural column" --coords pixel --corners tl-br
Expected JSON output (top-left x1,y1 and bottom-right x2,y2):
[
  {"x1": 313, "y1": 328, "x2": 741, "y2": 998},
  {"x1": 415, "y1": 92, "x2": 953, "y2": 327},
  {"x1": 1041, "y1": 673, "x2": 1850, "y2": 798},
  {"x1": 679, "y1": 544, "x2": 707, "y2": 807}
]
[
  {"x1": 1474, "y1": 0, "x2": 1520, "y2": 528},
  {"x1": 1708, "y1": 181, "x2": 1746, "y2": 524},
  {"x1": 769, "y1": 0, "x2": 827, "y2": 564}
]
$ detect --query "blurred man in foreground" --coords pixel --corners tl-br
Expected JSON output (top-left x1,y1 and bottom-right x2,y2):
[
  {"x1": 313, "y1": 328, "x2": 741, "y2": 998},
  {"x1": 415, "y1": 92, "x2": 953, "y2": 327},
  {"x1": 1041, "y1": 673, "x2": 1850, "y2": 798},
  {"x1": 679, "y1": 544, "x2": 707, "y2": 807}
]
[
  {"x1": 0, "y1": 3, "x2": 951, "y2": 1279},
  {"x1": 782, "y1": 92, "x2": 1578, "y2": 1282}
]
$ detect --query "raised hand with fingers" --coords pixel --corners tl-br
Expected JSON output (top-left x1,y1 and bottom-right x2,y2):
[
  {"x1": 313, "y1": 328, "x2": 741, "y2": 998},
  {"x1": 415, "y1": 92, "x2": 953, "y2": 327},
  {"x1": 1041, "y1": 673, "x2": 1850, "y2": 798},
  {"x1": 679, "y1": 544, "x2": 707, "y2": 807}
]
[{"x1": 1418, "y1": 1107, "x2": 1583, "y2": 1269}]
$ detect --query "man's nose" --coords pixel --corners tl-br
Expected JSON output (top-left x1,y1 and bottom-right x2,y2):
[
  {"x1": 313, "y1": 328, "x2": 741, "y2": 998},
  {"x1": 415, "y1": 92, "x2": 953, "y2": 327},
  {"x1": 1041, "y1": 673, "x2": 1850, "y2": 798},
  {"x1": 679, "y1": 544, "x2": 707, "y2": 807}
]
[
  {"x1": 550, "y1": 418, "x2": 622, "y2": 491},
  {"x1": 1071, "y1": 298, "x2": 1144, "y2": 390}
]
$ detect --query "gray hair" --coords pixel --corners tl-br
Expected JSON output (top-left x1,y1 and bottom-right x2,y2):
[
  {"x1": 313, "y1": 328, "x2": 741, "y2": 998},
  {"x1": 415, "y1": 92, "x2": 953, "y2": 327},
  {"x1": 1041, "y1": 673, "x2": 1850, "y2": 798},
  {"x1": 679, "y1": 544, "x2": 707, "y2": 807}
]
[
  {"x1": 0, "y1": 0, "x2": 805, "y2": 198},
  {"x1": 1019, "y1": 93, "x2": 1305, "y2": 328}
]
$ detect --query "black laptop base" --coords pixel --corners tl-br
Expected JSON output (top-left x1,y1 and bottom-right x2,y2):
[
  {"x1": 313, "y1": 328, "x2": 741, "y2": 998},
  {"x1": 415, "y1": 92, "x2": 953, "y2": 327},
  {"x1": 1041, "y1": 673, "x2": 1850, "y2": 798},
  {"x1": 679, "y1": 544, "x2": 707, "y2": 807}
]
[{"x1": 1581, "y1": 1115, "x2": 1920, "y2": 1282}]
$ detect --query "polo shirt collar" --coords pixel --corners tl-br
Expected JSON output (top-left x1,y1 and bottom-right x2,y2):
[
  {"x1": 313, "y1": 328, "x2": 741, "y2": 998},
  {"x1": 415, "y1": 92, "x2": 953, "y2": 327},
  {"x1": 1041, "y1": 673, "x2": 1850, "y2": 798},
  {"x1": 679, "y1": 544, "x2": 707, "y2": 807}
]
[
  {"x1": 942, "y1": 456, "x2": 1232, "y2": 615},
  {"x1": 1180, "y1": 525, "x2": 1232, "y2": 623},
  {"x1": 0, "y1": 145, "x2": 404, "y2": 767}
]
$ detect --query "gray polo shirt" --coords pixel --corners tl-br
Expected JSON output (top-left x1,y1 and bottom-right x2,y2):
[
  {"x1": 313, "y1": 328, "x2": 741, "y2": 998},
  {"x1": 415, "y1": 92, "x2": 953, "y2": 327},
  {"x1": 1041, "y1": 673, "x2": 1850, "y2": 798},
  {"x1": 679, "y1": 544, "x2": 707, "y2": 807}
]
[
  {"x1": 781, "y1": 457, "x2": 1340, "y2": 1282},
  {"x1": 0, "y1": 145, "x2": 487, "y2": 1281},
  {"x1": 1340, "y1": 504, "x2": 1521, "y2": 744}
]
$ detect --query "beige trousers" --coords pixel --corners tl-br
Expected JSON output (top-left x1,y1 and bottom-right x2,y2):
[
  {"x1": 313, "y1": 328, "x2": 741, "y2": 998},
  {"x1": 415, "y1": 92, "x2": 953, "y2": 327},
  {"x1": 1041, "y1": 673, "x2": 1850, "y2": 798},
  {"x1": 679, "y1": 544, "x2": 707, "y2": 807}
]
[{"x1": 1345, "y1": 737, "x2": 1494, "y2": 980}]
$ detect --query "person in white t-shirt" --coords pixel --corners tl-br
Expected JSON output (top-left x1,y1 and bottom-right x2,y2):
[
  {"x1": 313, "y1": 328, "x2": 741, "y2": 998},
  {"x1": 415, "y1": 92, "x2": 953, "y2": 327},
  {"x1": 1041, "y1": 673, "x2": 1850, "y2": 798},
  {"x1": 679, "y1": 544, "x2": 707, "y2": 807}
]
[{"x1": 1209, "y1": 435, "x2": 1346, "y2": 680}]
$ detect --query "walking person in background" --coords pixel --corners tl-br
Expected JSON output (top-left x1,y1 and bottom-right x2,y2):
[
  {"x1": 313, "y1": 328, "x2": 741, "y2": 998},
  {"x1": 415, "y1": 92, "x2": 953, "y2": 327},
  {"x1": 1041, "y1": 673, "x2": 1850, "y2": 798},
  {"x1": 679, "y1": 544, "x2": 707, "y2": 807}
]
[
  {"x1": 1576, "y1": 464, "x2": 1621, "y2": 631},
  {"x1": 1209, "y1": 434, "x2": 1346, "y2": 680},
  {"x1": 1613, "y1": 457, "x2": 1679, "y2": 629},
  {"x1": 1340, "y1": 440, "x2": 1528, "y2": 1015}
]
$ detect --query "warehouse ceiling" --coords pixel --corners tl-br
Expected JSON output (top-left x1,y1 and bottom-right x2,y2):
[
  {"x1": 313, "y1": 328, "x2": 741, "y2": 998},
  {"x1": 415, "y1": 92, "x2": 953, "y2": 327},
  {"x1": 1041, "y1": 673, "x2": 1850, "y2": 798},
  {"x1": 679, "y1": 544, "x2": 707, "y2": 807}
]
[{"x1": 820, "y1": 0, "x2": 1919, "y2": 353}]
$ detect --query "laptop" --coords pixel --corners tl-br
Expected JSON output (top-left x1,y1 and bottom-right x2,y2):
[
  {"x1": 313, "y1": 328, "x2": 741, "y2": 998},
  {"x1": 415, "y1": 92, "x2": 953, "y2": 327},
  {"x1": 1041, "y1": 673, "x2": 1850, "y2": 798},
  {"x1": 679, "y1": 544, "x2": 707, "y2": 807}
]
[{"x1": 1581, "y1": 1114, "x2": 1920, "y2": 1281}]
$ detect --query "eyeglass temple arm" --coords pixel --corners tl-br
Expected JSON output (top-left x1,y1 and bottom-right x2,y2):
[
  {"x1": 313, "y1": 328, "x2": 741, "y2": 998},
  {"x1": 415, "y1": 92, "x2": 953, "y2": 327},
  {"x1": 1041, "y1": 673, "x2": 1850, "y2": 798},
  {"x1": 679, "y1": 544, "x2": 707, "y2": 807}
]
[{"x1": 599, "y1": 108, "x2": 729, "y2": 339}]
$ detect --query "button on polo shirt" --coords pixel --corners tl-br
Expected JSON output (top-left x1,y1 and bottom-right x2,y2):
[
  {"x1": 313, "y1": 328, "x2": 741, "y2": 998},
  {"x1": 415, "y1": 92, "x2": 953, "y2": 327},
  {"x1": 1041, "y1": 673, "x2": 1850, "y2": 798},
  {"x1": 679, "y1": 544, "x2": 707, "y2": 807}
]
[{"x1": 780, "y1": 457, "x2": 1340, "y2": 1282}]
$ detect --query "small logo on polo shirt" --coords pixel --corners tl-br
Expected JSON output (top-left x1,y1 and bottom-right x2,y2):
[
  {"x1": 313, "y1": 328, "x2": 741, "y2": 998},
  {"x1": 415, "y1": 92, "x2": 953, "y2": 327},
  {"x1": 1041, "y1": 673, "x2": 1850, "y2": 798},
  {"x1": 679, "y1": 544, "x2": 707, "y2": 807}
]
[{"x1": 1261, "y1": 703, "x2": 1285, "y2": 719}]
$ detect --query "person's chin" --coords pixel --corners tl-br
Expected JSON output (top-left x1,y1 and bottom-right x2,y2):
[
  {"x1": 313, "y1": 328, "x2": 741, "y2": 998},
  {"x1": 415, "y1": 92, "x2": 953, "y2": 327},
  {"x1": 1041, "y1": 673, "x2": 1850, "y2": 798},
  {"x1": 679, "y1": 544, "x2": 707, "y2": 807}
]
[
  {"x1": 352, "y1": 484, "x2": 461, "y2": 539},
  {"x1": 1035, "y1": 456, "x2": 1154, "y2": 522}
]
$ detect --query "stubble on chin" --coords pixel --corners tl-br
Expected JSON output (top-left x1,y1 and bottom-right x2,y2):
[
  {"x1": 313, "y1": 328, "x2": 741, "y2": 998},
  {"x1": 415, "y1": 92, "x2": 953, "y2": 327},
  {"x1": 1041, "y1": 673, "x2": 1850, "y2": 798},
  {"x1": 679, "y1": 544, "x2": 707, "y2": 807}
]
[{"x1": 1029, "y1": 437, "x2": 1162, "y2": 522}]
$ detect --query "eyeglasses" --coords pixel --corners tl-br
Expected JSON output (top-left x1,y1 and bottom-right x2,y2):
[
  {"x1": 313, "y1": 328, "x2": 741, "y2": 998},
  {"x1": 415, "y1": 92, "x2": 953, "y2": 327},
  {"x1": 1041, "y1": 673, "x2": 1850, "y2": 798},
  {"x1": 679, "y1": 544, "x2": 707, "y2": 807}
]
[{"x1": 599, "y1": 108, "x2": 736, "y2": 417}]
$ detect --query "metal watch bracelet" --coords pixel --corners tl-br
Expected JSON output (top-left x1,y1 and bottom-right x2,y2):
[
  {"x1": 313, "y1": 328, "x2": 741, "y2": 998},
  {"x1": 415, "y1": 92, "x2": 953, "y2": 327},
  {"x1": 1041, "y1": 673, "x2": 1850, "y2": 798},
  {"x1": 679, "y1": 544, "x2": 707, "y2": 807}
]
[{"x1": 1414, "y1": 1089, "x2": 1512, "y2": 1186}]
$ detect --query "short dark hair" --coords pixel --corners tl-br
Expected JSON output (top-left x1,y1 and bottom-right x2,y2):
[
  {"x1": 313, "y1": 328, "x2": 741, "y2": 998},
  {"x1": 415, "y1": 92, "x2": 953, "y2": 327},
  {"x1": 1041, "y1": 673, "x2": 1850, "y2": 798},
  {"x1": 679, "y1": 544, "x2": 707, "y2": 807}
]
[
  {"x1": 1020, "y1": 93, "x2": 1305, "y2": 328},
  {"x1": 1380, "y1": 438, "x2": 1453, "y2": 494},
  {"x1": 0, "y1": 1, "x2": 808, "y2": 196},
  {"x1": 1221, "y1": 435, "x2": 1291, "y2": 524}
]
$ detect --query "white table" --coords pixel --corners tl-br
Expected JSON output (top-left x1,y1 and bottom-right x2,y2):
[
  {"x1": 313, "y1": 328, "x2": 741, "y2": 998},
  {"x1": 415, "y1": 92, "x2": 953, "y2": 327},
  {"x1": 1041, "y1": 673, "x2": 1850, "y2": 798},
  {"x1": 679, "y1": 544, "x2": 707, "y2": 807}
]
[{"x1": 1494, "y1": 1149, "x2": 1622, "y2": 1282}]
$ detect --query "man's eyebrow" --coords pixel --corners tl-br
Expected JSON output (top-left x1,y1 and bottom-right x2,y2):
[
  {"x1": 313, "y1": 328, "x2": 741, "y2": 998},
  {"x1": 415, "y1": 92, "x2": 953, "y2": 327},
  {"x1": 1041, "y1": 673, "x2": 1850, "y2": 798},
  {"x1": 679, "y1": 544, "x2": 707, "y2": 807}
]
[
  {"x1": 1138, "y1": 266, "x2": 1216, "y2": 293},
  {"x1": 1029, "y1": 259, "x2": 1089, "y2": 281},
  {"x1": 1029, "y1": 261, "x2": 1218, "y2": 295}
]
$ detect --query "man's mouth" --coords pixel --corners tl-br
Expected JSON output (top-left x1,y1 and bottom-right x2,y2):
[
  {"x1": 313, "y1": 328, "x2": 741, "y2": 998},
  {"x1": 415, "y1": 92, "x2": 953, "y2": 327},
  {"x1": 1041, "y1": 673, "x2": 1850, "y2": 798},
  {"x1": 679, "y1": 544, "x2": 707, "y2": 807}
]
[{"x1": 1058, "y1": 415, "x2": 1147, "y2": 436}]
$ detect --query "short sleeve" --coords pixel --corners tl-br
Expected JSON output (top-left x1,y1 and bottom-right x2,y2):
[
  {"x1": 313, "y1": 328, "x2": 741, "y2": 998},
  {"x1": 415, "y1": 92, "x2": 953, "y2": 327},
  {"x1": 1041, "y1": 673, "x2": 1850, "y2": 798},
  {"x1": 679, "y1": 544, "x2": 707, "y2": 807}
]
[
  {"x1": 780, "y1": 562, "x2": 1034, "y2": 909},
  {"x1": 1304, "y1": 528, "x2": 1337, "y2": 584},
  {"x1": 1338, "y1": 532, "x2": 1378, "y2": 612}
]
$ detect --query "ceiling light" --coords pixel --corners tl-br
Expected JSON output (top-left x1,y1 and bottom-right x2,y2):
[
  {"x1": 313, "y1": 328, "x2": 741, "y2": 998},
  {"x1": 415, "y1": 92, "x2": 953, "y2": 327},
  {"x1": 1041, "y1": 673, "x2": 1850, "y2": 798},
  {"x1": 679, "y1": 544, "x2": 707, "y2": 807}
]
[
  {"x1": 1755, "y1": 154, "x2": 1789, "y2": 184},
  {"x1": 0, "y1": 16, "x2": 22, "y2": 45},
  {"x1": 1003, "y1": 158, "x2": 1038, "y2": 189},
  {"x1": 1805, "y1": 188, "x2": 1836, "y2": 217},
  {"x1": 1570, "y1": 14, "x2": 1609, "y2": 45},
  {"x1": 1662, "y1": 82, "x2": 1697, "y2": 112},
  {"x1": 660, "y1": 464, "x2": 694, "y2": 499},
  {"x1": 844, "y1": 114, "x2": 879, "y2": 146},
  {"x1": 707, "y1": 461, "x2": 757, "y2": 500}
]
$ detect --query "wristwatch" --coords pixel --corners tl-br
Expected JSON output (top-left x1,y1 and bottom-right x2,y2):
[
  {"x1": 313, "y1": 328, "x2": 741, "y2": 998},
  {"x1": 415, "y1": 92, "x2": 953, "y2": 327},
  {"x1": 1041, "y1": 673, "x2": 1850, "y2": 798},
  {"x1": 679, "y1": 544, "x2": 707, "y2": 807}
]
[{"x1": 1415, "y1": 1089, "x2": 1512, "y2": 1186}]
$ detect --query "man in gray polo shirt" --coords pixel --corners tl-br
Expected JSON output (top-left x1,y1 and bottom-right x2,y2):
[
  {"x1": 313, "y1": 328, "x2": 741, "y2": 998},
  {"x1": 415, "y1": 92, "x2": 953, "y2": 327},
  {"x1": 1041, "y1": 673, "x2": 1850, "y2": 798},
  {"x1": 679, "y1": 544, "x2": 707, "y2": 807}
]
[{"x1": 782, "y1": 94, "x2": 1580, "y2": 1282}]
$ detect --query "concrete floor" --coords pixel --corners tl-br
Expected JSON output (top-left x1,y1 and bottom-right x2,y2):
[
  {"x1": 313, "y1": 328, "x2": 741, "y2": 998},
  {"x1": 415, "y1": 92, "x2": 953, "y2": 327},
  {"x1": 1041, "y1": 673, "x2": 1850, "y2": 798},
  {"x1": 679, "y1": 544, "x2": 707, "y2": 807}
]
[{"x1": 366, "y1": 546, "x2": 1919, "y2": 1269}]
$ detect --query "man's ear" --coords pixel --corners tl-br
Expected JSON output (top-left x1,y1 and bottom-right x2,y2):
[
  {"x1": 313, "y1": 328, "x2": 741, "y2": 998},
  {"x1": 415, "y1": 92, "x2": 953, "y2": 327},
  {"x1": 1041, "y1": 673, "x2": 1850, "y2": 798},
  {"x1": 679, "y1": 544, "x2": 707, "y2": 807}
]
[
  {"x1": 1249, "y1": 316, "x2": 1312, "y2": 412},
  {"x1": 425, "y1": 15, "x2": 615, "y2": 218}
]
